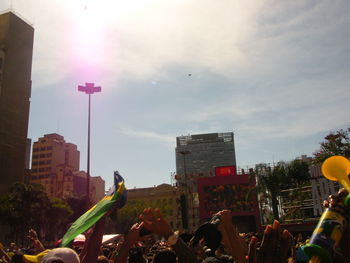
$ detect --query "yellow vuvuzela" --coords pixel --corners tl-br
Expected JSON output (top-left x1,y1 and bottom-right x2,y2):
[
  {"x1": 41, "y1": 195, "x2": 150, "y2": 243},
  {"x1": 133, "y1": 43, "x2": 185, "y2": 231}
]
[{"x1": 322, "y1": 156, "x2": 350, "y2": 192}]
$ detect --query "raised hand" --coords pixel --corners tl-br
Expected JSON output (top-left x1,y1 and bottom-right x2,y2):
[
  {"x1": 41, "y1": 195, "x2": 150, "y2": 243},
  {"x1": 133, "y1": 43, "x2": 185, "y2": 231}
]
[
  {"x1": 139, "y1": 208, "x2": 173, "y2": 239},
  {"x1": 248, "y1": 220, "x2": 294, "y2": 263}
]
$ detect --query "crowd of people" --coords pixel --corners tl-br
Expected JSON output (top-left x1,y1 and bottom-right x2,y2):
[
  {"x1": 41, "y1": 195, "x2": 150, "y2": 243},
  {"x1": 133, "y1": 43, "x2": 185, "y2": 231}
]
[{"x1": 0, "y1": 189, "x2": 350, "y2": 263}]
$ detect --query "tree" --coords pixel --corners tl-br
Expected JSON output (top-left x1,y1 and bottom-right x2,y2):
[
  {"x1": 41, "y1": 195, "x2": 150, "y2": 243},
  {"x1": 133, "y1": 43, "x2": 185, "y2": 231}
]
[
  {"x1": 255, "y1": 162, "x2": 287, "y2": 222},
  {"x1": 44, "y1": 198, "x2": 73, "y2": 241},
  {"x1": 0, "y1": 183, "x2": 76, "y2": 244},
  {"x1": 65, "y1": 195, "x2": 87, "y2": 222},
  {"x1": 254, "y1": 160, "x2": 311, "y2": 223},
  {"x1": 287, "y1": 159, "x2": 311, "y2": 187},
  {"x1": 0, "y1": 182, "x2": 50, "y2": 245},
  {"x1": 313, "y1": 128, "x2": 350, "y2": 163}
]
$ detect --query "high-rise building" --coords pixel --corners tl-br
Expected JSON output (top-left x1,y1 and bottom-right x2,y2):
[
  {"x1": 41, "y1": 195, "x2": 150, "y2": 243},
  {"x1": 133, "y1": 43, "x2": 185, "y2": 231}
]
[
  {"x1": 175, "y1": 132, "x2": 237, "y2": 231},
  {"x1": 30, "y1": 133, "x2": 80, "y2": 197},
  {"x1": 0, "y1": 12, "x2": 34, "y2": 192},
  {"x1": 175, "y1": 132, "x2": 236, "y2": 177}
]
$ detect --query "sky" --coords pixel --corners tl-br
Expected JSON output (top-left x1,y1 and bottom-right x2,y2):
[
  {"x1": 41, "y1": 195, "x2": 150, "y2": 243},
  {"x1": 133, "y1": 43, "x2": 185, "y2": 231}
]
[{"x1": 1, "y1": 0, "x2": 350, "y2": 190}]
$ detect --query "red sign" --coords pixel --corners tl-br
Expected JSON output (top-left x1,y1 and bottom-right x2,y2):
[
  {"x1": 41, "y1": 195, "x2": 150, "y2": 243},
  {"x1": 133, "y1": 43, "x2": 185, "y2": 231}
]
[{"x1": 215, "y1": 166, "x2": 236, "y2": 176}]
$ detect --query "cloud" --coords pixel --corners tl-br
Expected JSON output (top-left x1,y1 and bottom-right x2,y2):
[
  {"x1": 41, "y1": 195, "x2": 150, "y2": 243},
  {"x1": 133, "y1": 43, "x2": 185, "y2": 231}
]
[{"x1": 119, "y1": 127, "x2": 175, "y2": 145}]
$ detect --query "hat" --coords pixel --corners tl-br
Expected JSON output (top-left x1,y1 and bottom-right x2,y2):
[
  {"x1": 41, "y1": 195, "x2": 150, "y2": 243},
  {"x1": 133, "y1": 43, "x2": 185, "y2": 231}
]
[
  {"x1": 40, "y1": 248, "x2": 80, "y2": 263},
  {"x1": 23, "y1": 250, "x2": 50, "y2": 263}
]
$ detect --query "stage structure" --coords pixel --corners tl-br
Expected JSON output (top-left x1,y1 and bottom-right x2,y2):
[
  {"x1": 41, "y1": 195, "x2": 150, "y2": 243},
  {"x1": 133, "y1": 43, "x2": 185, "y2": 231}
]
[{"x1": 198, "y1": 168, "x2": 261, "y2": 233}]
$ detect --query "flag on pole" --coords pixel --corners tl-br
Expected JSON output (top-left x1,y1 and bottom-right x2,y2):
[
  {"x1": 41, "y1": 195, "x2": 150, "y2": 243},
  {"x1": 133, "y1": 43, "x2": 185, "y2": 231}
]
[{"x1": 61, "y1": 171, "x2": 127, "y2": 247}]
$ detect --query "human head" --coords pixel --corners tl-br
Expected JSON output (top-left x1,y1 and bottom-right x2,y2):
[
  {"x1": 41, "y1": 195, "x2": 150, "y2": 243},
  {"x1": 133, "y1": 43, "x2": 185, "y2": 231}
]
[{"x1": 40, "y1": 248, "x2": 80, "y2": 263}]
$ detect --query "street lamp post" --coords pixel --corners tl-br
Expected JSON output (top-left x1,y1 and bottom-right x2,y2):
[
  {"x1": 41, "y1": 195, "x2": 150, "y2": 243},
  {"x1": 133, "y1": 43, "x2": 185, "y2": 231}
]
[
  {"x1": 179, "y1": 150, "x2": 191, "y2": 230},
  {"x1": 78, "y1": 83, "x2": 101, "y2": 208}
]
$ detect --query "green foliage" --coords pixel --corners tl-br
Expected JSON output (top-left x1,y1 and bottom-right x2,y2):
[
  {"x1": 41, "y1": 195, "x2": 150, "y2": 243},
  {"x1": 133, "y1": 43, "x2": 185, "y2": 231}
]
[
  {"x1": 254, "y1": 160, "x2": 311, "y2": 222},
  {"x1": 287, "y1": 159, "x2": 310, "y2": 187},
  {"x1": 44, "y1": 198, "x2": 73, "y2": 241},
  {"x1": 0, "y1": 182, "x2": 76, "y2": 244},
  {"x1": 65, "y1": 195, "x2": 87, "y2": 222},
  {"x1": 313, "y1": 128, "x2": 350, "y2": 163}
]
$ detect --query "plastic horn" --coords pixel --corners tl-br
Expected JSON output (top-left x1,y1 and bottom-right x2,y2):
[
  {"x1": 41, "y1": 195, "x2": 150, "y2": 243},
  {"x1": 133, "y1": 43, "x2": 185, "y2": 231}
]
[
  {"x1": 309, "y1": 256, "x2": 320, "y2": 263},
  {"x1": 321, "y1": 156, "x2": 350, "y2": 192}
]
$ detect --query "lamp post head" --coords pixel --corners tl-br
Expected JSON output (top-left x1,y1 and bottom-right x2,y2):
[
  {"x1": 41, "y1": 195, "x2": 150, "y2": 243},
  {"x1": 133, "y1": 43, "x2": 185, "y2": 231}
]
[{"x1": 78, "y1": 83, "x2": 102, "y2": 94}]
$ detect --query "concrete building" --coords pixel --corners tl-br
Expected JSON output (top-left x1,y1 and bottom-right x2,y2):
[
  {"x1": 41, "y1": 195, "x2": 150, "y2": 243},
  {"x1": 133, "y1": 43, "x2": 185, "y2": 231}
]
[
  {"x1": 175, "y1": 132, "x2": 236, "y2": 231},
  {"x1": 30, "y1": 133, "x2": 80, "y2": 197},
  {"x1": 30, "y1": 133, "x2": 105, "y2": 201},
  {"x1": 74, "y1": 171, "x2": 105, "y2": 204},
  {"x1": 175, "y1": 132, "x2": 236, "y2": 177},
  {"x1": 127, "y1": 184, "x2": 182, "y2": 230},
  {"x1": 0, "y1": 12, "x2": 34, "y2": 193}
]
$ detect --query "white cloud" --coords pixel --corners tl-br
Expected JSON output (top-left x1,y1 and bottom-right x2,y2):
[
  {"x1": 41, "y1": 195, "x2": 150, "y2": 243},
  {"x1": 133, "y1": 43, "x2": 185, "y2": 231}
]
[{"x1": 119, "y1": 127, "x2": 175, "y2": 145}]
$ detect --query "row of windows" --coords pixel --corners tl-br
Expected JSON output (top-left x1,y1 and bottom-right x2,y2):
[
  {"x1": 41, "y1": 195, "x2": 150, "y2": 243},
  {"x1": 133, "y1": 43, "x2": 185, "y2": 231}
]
[
  {"x1": 146, "y1": 198, "x2": 174, "y2": 205},
  {"x1": 33, "y1": 146, "x2": 53, "y2": 152},
  {"x1": 32, "y1": 153, "x2": 52, "y2": 159},
  {"x1": 31, "y1": 174, "x2": 51, "y2": 180},
  {"x1": 32, "y1": 160, "x2": 52, "y2": 166},
  {"x1": 32, "y1": 167, "x2": 51, "y2": 173}
]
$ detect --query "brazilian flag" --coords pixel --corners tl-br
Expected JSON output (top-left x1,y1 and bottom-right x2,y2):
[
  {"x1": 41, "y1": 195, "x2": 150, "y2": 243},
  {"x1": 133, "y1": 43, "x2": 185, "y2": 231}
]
[{"x1": 61, "y1": 171, "x2": 127, "y2": 247}]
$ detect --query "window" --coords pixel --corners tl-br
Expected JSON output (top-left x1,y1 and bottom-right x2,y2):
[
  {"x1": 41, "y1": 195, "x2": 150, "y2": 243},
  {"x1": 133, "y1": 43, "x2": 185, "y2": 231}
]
[
  {"x1": 39, "y1": 154, "x2": 45, "y2": 158},
  {"x1": 40, "y1": 147, "x2": 46, "y2": 151},
  {"x1": 39, "y1": 161, "x2": 45, "y2": 165},
  {"x1": 38, "y1": 168, "x2": 45, "y2": 172},
  {"x1": 32, "y1": 162, "x2": 38, "y2": 166},
  {"x1": 47, "y1": 146, "x2": 53, "y2": 150},
  {"x1": 46, "y1": 160, "x2": 51, "y2": 164},
  {"x1": 32, "y1": 155, "x2": 38, "y2": 159},
  {"x1": 33, "y1": 148, "x2": 39, "y2": 152},
  {"x1": 46, "y1": 167, "x2": 51, "y2": 171},
  {"x1": 47, "y1": 153, "x2": 52, "y2": 157}
]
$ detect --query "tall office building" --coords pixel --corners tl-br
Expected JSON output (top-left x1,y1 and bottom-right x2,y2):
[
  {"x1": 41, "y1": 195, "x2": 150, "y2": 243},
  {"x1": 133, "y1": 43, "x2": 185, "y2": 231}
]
[
  {"x1": 175, "y1": 132, "x2": 236, "y2": 231},
  {"x1": 175, "y1": 132, "x2": 236, "y2": 177},
  {"x1": 0, "y1": 12, "x2": 34, "y2": 192},
  {"x1": 31, "y1": 133, "x2": 80, "y2": 197}
]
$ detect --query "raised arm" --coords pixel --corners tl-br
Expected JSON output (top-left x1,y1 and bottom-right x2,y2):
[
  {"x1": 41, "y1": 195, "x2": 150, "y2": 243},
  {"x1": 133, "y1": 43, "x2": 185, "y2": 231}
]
[
  {"x1": 27, "y1": 229, "x2": 45, "y2": 253},
  {"x1": 140, "y1": 208, "x2": 198, "y2": 263},
  {"x1": 114, "y1": 222, "x2": 144, "y2": 263}
]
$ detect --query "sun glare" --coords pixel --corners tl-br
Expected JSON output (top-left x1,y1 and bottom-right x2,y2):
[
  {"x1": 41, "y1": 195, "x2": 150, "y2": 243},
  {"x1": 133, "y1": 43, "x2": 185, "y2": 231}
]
[{"x1": 68, "y1": 0, "x2": 162, "y2": 82}]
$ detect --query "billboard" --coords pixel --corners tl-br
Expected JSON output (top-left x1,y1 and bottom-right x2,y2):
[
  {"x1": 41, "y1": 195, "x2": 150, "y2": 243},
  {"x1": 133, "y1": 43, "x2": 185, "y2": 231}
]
[
  {"x1": 215, "y1": 165, "x2": 236, "y2": 176},
  {"x1": 198, "y1": 174, "x2": 260, "y2": 232}
]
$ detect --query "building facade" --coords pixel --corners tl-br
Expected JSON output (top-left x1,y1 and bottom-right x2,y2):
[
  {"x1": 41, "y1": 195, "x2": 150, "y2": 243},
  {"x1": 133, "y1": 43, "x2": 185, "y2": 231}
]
[
  {"x1": 174, "y1": 132, "x2": 237, "y2": 231},
  {"x1": 30, "y1": 133, "x2": 80, "y2": 197},
  {"x1": 175, "y1": 132, "x2": 236, "y2": 177},
  {"x1": 30, "y1": 133, "x2": 105, "y2": 202},
  {"x1": 73, "y1": 171, "x2": 105, "y2": 204},
  {"x1": 0, "y1": 12, "x2": 34, "y2": 192},
  {"x1": 127, "y1": 184, "x2": 182, "y2": 230}
]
